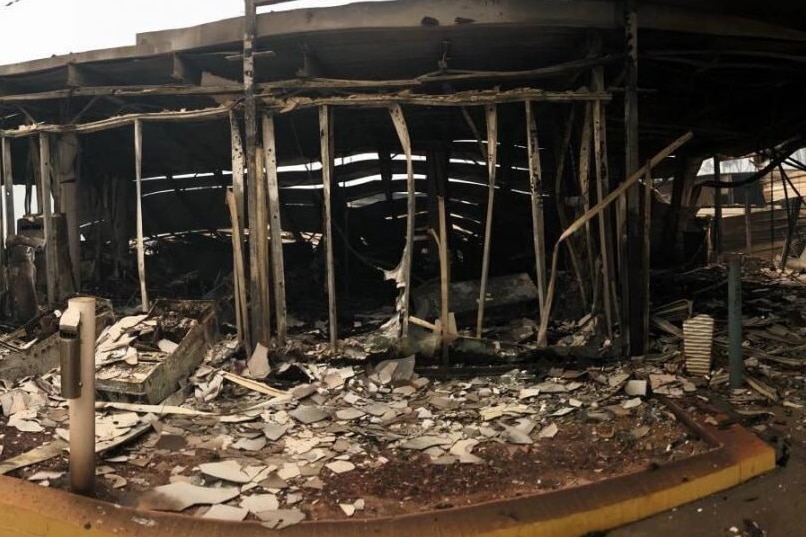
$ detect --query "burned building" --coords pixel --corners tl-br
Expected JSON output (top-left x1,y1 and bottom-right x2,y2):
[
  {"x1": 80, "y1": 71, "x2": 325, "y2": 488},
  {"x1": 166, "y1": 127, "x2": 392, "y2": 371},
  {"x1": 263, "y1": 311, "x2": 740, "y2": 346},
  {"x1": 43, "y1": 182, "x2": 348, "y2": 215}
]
[{"x1": 1, "y1": 0, "x2": 805, "y2": 359}]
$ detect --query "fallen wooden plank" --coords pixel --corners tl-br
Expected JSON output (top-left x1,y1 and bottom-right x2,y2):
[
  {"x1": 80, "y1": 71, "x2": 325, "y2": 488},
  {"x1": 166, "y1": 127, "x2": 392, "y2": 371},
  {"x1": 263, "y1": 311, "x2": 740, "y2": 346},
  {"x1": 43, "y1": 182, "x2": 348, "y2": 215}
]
[
  {"x1": 536, "y1": 132, "x2": 693, "y2": 347},
  {"x1": 0, "y1": 439, "x2": 67, "y2": 476},
  {"x1": 94, "y1": 402, "x2": 214, "y2": 416},
  {"x1": 221, "y1": 371, "x2": 289, "y2": 399}
]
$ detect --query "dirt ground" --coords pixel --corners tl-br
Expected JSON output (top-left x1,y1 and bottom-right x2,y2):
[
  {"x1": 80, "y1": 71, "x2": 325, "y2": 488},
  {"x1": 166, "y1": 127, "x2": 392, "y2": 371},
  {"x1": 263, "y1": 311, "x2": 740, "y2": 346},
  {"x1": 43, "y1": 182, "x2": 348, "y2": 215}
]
[{"x1": 0, "y1": 397, "x2": 710, "y2": 521}]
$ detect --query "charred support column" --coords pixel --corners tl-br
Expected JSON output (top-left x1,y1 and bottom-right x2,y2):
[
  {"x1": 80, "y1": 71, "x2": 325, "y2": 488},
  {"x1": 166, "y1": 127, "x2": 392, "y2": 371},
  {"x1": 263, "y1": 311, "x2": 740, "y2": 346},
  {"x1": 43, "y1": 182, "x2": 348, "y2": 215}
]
[
  {"x1": 262, "y1": 114, "x2": 288, "y2": 345},
  {"x1": 378, "y1": 149, "x2": 395, "y2": 221},
  {"x1": 226, "y1": 190, "x2": 251, "y2": 354},
  {"x1": 623, "y1": 0, "x2": 645, "y2": 355},
  {"x1": 57, "y1": 134, "x2": 81, "y2": 291},
  {"x1": 525, "y1": 102, "x2": 547, "y2": 331},
  {"x1": 229, "y1": 112, "x2": 246, "y2": 232},
  {"x1": 319, "y1": 106, "x2": 338, "y2": 349},
  {"x1": 243, "y1": 0, "x2": 268, "y2": 345},
  {"x1": 1, "y1": 137, "x2": 14, "y2": 241},
  {"x1": 476, "y1": 105, "x2": 499, "y2": 338},
  {"x1": 0, "y1": 137, "x2": 7, "y2": 283},
  {"x1": 389, "y1": 104, "x2": 415, "y2": 337},
  {"x1": 728, "y1": 255, "x2": 743, "y2": 388},
  {"x1": 133, "y1": 120, "x2": 148, "y2": 312},
  {"x1": 592, "y1": 69, "x2": 615, "y2": 339},
  {"x1": 712, "y1": 155, "x2": 722, "y2": 261},
  {"x1": 39, "y1": 133, "x2": 57, "y2": 305}
]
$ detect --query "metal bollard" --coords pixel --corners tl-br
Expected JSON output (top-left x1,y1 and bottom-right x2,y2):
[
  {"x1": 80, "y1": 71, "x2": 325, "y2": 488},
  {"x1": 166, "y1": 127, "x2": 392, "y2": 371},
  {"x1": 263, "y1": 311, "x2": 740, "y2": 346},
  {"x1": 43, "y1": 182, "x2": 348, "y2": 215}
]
[
  {"x1": 728, "y1": 255, "x2": 744, "y2": 389},
  {"x1": 59, "y1": 297, "x2": 96, "y2": 496}
]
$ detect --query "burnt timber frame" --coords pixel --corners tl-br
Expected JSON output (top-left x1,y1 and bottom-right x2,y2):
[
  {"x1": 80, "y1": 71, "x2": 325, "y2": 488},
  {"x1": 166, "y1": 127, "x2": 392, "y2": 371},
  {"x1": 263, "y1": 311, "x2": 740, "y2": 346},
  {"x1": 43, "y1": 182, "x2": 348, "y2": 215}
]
[{"x1": 0, "y1": 0, "x2": 805, "y2": 357}]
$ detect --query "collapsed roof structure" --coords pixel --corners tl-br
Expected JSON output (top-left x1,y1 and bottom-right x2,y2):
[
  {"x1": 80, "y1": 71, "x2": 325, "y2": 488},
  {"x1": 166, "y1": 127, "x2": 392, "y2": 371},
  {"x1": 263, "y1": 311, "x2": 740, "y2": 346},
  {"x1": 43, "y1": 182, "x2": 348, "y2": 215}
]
[{"x1": 1, "y1": 0, "x2": 806, "y2": 358}]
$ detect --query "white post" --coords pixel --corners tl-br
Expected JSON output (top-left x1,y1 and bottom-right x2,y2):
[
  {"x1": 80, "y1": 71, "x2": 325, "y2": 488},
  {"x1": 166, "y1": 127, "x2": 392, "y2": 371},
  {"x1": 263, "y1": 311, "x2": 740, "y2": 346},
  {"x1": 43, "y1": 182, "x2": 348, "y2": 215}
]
[{"x1": 61, "y1": 296, "x2": 96, "y2": 495}]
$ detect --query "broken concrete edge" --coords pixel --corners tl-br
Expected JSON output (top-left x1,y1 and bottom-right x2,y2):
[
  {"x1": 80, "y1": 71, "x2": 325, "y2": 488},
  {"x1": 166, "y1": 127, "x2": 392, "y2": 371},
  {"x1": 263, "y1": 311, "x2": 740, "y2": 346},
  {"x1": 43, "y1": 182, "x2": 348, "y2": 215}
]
[{"x1": 0, "y1": 401, "x2": 775, "y2": 537}]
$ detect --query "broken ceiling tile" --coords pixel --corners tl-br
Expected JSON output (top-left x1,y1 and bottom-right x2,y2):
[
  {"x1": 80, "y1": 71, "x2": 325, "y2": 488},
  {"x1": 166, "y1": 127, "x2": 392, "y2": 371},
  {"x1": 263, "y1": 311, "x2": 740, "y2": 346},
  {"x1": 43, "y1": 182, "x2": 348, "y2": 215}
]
[
  {"x1": 28, "y1": 470, "x2": 64, "y2": 482},
  {"x1": 621, "y1": 397, "x2": 643, "y2": 409},
  {"x1": 8, "y1": 413, "x2": 44, "y2": 433},
  {"x1": 538, "y1": 423, "x2": 559, "y2": 439},
  {"x1": 138, "y1": 482, "x2": 240, "y2": 512},
  {"x1": 514, "y1": 418, "x2": 536, "y2": 434},
  {"x1": 354, "y1": 498, "x2": 365, "y2": 510},
  {"x1": 158, "y1": 339, "x2": 179, "y2": 354},
  {"x1": 624, "y1": 380, "x2": 647, "y2": 397},
  {"x1": 502, "y1": 426, "x2": 534, "y2": 445},
  {"x1": 292, "y1": 384, "x2": 317, "y2": 400},
  {"x1": 363, "y1": 402, "x2": 392, "y2": 417},
  {"x1": 428, "y1": 396, "x2": 454, "y2": 410},
  {"x1": 400, "y1": 435, "x2": 455, "y2": 450},
  {"x1": 335, "y1": 408, "x2": 366, "y2": 421},
  {"x1": 340, "y1": 503, "x2": 356, "y2": 517},
  {"x1": 323, "y1": 372, "x2": 345, "y2": 390},
  {"x1": 104, "y1": 473, "x2": 128, "y2": 489},
  {"x1": 342, "y1": 392, "x2": 362, "y2": 405},
  {"x1": 325, "y1": 460, "x2": 355, "y2": 474},
  {"x1": 201, "y1": 504, "x2": 249, "y2": 521},
  {"x1": 198, "y1": 460, "x2": 252, "y2": 484},
  {"x1": 276, "y1": 464, "x2": 301, "y2": 481},
  {"x1": 258, "y1": 508, "x2": 306, "y2": 529},
  {"x1": 233, "y1": 436, "x2": 268, "y2": 452},
  {"x1": 262, "y1": 423, "x2": 289, "y2": 441},
  {"x1": 534, "y1": 382, "x2": 567, "y2": 394},
  {"x1": 631, "y1": 425, "x2": 650, "y2": 439},
  {"x1": 392, "y1": 385, "x2": 416, "y2": 397},
  {"x1": 608, "y1": 373, "x2": 631, "y2": 388},
  {"x1": 284, "y1": 437, "x2": 319, "y2": 456},
  {"x1": 449, "y1": 439, "x2": 482, "y2": 464},
  {"x1": 518, "y1": 388, "x2": 541, "y2": 400},
  {"x1": 240, "y1": 493, "x2": 280, "y2": 514},
  {"x1": 550, "y1": 407, "x2": 575, "y2": 417},
  {"x1": 288, "y1": 406, "x2": 329, "y2": 424},
  {"x1": 247, "y1": 343, "x2": 271, "y2": 380},
  {"x1": 302, "y1": 476, "x2": 324, "y2": 489}
]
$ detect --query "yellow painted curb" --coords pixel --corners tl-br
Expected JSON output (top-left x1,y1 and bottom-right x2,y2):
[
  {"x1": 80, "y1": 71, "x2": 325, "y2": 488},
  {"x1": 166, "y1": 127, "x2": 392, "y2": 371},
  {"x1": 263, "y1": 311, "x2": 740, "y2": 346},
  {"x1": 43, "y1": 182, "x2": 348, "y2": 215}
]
[{"x1": 0, "y1": 402, "x2": 775, "y2": 537}]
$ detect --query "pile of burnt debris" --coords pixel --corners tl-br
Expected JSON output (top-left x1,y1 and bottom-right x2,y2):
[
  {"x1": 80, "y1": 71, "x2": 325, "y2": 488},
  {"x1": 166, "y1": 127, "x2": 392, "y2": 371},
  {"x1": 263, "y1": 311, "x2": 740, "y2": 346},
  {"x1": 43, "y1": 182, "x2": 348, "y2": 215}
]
[{"x1": 0, "y1": 259, "x2": 802, "y2": 526}]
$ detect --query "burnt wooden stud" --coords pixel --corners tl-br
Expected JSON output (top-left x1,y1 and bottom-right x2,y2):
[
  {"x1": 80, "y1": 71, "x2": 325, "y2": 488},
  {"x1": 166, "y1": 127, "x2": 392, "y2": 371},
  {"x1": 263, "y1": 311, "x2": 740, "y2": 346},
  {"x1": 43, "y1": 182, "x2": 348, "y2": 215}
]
[
  {"x1": 319, "y1": 106, "x2": 338, "y2": 349},
  {"x1": 525, "y1": 102, "x2": 547, "y2": 330},
  {"x1": 262, "y1": 114, "x2": 288, "y2": 345},
  {"x1": 226, "y1": 189, "x2": 251, "y2": 354},
  {"x1": 475, "y1": 105, "x2": 499, "y2": 337},
  {"x1": 389, "y1": 104, "x2": 415, "y2": 338},
  {"x1": 133, "y1": 120, "x2": 148, "y2": 312},
  {"x1": 39, "y1": 133, "x2": 57, "y2": 305},
  {"x1": 1, "y1": 137, "x2": 14, "y2": 241}
]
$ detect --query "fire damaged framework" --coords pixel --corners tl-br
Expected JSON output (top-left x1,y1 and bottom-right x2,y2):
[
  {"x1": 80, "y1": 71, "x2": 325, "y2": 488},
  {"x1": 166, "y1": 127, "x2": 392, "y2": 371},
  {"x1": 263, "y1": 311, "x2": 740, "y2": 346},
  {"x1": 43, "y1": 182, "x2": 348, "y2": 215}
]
[{"x1": 1, "y1": 0, "x2": 806, "y2": 358}]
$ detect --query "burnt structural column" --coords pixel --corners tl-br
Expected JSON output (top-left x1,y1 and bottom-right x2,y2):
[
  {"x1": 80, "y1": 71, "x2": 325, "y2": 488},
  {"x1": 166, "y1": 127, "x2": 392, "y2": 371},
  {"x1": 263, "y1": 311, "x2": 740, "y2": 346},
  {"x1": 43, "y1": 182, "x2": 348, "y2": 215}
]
[{"x1": 623, "y1": 0, "x2": 645, "y2": 356}]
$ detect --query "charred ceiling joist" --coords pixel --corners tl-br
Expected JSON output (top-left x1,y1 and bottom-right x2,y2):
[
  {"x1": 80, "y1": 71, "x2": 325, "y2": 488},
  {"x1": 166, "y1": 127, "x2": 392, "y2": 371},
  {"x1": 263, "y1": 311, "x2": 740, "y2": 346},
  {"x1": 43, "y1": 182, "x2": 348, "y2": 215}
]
[{"x1": 0, "y1": 0, "x2": 804, "y2": 357}]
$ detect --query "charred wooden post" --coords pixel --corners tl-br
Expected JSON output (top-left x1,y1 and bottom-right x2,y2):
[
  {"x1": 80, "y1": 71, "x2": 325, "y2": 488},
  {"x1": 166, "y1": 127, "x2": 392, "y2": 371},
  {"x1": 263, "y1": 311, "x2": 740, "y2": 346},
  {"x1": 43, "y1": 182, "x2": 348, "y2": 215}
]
[
  {"x1": 712, "y1": 155, "x2": 722, "y2": 262},
  {"x1": 624, "y1": 0, "x2": 645, "y2": 355},
  {"x1": 554, "y1": 106, "x2": 590, "y2": 313},
  {"x1": 537, "y1": 133, "x2": 693, "y2": 347},
  {"x1": 592, "y1": 68, "x2": 615, "y2": 339},
  {"x1": 378, "y1": 149, "x2": 395, "y2": 221},
  {"x1": 226, "y1": 189, "x2": 251, "y2": 354},
  {"x1": 525, "y1": 102, "x2": 547, "y2": 332},
  {"x1": 578, "y1": 102, "x2": 595, "y2": 294},
  {"x1": 262, "y1": 114, "x2": 288, "y2": 345},
  {"x1": 476, "y1": 104, "x2": 499, "y2": 338},
  {"x1": 642, "y1": 164, "x2": 652, "y2": 354},
  {"x1": 243, "y1": 0, "x2": 267, "y2": 344},
  {"x1": 229, "y1": 112, "x2": 246, "y2": 232},
  {"x1": 56, "y1": 134, "x2": 80, "y2": 291},
  {"x1": 1, "y1": 137, "x2": 13, "y2": 241},
  {"x1": 39, "y1": 133, "x2": 57, "y2": 305},
  {"x1": 319, "y1": 106, "x2": 338, "y2": 349},
  {"x1": 254, "y1": 147, "x2": 271, "y2": 343},
  {"x1": 437, "y1": 195, "x2": 450, "y2": 365},
  {"x1": 389, "y1": 104, "x2": 415, "y2": 338},
  {"x1": 133, "y1": 120, "x2": 148, "y2": 312}
]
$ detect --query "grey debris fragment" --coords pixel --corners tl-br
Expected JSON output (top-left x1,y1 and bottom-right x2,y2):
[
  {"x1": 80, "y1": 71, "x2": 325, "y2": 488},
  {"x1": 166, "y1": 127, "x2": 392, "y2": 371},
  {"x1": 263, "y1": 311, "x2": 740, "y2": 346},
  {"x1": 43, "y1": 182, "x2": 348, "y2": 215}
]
[{"x1": 289, "y1": 406, "x2": 329, "y2": 424}]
